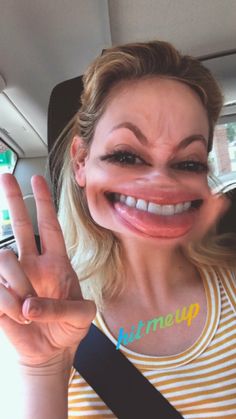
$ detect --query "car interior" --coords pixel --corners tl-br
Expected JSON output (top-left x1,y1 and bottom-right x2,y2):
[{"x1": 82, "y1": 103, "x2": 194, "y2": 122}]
[{"x1": 0, "y1": 0, "x2": 236, "y2": 415}]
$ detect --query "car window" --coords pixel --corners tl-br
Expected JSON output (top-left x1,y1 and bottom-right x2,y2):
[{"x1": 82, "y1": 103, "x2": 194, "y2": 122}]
[
  {"x1": 203, "y1": 52, "x2": 236, "y2": 193},
  {"x1": 208, "y1": 118, "x2": 236, "y2": 194},
  {"x1": 210, "y1": 120, "x2": 236, "y2": 174},
  {"x1": 0, "y1": 139, "x2": 17, "y2": 242}
]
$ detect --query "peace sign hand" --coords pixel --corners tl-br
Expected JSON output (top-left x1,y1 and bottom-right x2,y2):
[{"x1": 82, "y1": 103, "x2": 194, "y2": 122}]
[{"x1": 0, "y1": 174, "x2": 96, "y2": 367}]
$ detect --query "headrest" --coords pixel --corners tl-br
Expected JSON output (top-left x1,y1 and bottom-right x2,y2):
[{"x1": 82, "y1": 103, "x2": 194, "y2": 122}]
[{"x1": 48, "y1": 75, "x2": 83, "y2": 154}]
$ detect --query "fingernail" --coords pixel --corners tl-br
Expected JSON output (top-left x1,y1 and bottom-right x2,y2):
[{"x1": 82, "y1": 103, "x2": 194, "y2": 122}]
[
  {"x1": 23, "y1": 297, "x2": 42, "y2": 318},
  {"x1": 27, "y1": 300, "x2": 42, "y2": 317}
]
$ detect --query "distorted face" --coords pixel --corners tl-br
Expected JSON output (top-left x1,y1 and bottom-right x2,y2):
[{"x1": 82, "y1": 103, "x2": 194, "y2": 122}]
[{"x1": 72, "y1": 77, "x2": 210, "y2": 243}]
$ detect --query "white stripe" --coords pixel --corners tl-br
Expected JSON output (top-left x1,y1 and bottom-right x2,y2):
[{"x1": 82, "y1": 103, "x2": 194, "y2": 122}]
[
  {"x1": 69, "y1": 377, "x2": 86, "y2": 385},
  {"x1": 185, "y1": 408, "x2": 236, "y2": 418},
  {"x1": 181, "y1": 397, "x2": 236, "y2": 410},
  {"x1": 215, "y1": 319, "x2": 236, "y2": 335},
  {"x1": 140, "y1": 346, "x2": 236, "y2": 381},
  {"x1": 209, "y1": 327, "x2": 236, "y2": 346},
  {"x1": 68, "y1": 409, "x2": 112, "y2": 416},
  {"x1": 68, "y1": 393, "x2": 98, "y2": 401},
  {"x1": 172, "y1": 388, "x2": 236, "y2": 407},
  {"x1": 159, "y1": 376, "x2": 236, "y2": 394},
  {"x1": 144, "y1": 351, "x2": 236, "y2": 378},
  {"x1": 199, "y1": 338, "x2": 236, "y2": 358},
  {"x1": 69, "y1": 377, "x2": 87, "y2": 385},
  {"x1": 146, "y1": 365, "x2": 236, "y2": 386},
  {"x1": 68, "y1": 401, "x2": 105, "y2": 408},
  {"x1": 221, "y1": 304, "x2": 232, "y2": 313},
  {"x1": 178, "y1": 347, "x2": 236, "y2": 367},
  {"x1": 220, "y1": 313, "x2": 236, "y2": 324}
]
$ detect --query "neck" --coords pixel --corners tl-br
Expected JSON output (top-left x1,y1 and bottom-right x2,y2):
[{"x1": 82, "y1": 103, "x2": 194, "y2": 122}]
[{"x1": 118, "y1": 238, "x2": 200, "y2": 311}]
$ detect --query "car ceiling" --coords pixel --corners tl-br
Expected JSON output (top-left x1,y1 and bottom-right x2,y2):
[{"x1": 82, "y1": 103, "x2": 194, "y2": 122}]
[{"x1": 0, "y1": 0, "x2": 235, "y2": 157}]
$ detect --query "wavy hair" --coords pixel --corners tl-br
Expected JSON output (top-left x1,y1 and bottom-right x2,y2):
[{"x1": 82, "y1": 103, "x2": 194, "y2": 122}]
[{"x1": 50, "y1": 40, "x2": 236, "y2": 311}]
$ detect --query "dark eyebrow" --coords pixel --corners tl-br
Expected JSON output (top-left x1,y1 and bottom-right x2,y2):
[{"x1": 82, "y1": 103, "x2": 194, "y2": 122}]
[
  {"x1": 174, "y1": 135, "x2": 208, "y2": 152},
  {"x1": 110, "y1": 122, "x2": 207, "y2": 150},
  {"x1": 110, "y1": 122, "x2": 148, "y2": 145}
]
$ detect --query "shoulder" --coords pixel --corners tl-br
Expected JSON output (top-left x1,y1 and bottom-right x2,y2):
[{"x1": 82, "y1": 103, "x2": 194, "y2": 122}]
[{"x1": 213, "y1": 264, "x2": 236, "y2": 312}]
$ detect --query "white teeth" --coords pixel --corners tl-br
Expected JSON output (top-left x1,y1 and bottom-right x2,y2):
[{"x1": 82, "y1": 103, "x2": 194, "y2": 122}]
[
  {"x1": 174, "y1": 202, "x2": 185, "y2": 214},
  {"x1": 126, "y1": 196, "x2": 136, "y2": 207},
  {"x1": 117, "y1": 194, "x2": 192, "y2": 215},
  {"x1": 161, "y1": 205, "x2": 175, "y2": 216},
  {"x1": 147, "y1": 202, "x2": 162, "y2": 215},
  {"x1": 183, "y1": 202, "x2": 191, "y2": 211},
  {"x1": 136, "y1": 199, "x2": 148, "y2": 211}
]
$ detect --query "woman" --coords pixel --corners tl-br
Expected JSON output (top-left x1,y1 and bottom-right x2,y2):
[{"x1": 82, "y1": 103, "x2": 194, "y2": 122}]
[{"x1": 0, "y1": 40, "x2": 236, "y2": 418}]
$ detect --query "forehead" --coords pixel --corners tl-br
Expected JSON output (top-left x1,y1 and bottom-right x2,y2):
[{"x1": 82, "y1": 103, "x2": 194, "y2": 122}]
[{"x1": 94, "y1": 77, "x2": 209, "y2": 147}]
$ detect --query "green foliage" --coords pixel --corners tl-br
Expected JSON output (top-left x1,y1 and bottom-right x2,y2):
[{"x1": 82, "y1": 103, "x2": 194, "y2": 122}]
[{"x1": 227, "y1": 122, "x2": 236, "y2": 143}]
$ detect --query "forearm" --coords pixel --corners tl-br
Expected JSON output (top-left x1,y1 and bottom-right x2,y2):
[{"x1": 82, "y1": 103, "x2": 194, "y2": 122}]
[
  {"x1": 19, "y1": 355, "x2": 71, "y2": 419},
  {"x1": 21, "y1": 373, "x2": 69, "y2": 419}
]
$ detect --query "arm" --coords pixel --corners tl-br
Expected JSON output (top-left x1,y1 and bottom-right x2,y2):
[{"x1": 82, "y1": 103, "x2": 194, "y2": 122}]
[
  {"x1": 0, "y1": 174, "x2": 96, "y2": 419},
  {"x1": 20, "y1": 355, "x2": 71, "y2": 419}
]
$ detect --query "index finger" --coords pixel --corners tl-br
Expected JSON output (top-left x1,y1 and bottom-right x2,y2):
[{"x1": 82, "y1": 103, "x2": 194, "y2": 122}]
[
  {"x1": 31, "y1": 175, "x2": 68, "y2": 256},
  {"x1": 0, "y1": 174, "x2": 38, "y2": 257}
]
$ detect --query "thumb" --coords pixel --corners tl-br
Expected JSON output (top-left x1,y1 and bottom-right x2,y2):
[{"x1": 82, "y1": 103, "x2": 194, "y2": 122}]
[{"x1": 22, "y1": 297, "x2": 97, "y2": 328}]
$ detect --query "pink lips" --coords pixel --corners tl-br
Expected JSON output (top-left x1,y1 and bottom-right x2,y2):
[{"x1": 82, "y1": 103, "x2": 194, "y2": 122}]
[
  {"x1": 110, "y1": 192, "x2": 202, "y2": 238},
  {"x1": 114, "y1": 202, "x2": 199, "y2": 238}
]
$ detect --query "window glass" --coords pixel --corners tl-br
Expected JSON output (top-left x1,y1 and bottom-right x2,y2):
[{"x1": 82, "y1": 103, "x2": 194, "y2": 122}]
[
  {"x1": 0, "y1": 139, "x2": 17, "y2": 241},
  {"x1": 208, "y1": 119, "x2": 236, "y2": 193}
]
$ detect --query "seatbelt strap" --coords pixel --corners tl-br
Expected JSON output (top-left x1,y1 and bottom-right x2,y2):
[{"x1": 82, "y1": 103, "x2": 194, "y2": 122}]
[{"x1": 73, "y1": 324, "x2": 184, "y2": 418}]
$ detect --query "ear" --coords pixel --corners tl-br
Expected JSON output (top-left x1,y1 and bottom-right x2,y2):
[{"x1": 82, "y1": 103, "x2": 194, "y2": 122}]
[{"x1": 70, "y1": 135, "x2": 88, "y2": 187}]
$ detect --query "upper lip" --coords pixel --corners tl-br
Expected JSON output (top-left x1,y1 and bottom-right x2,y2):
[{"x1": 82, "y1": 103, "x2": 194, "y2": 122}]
[{"x1": 106, "y1": 190, "x2": 203, "y2": 205}]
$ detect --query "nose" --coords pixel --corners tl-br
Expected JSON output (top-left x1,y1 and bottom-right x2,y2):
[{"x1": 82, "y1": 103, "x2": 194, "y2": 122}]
[{"x1": 136, "y1": 165, "x2": 178, "y2": 188}]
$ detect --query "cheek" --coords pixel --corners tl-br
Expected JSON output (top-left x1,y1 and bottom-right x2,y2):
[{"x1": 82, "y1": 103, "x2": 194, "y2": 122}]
[
  {"x1": 181, "y1": 174, "x2": 211, "y2": 203},
  {"x1": 84, "y1": 164, "x2": 118, "y2": 214},
  {"x1": 85, "y1": 159, "x2": 130, "y2": 195}
]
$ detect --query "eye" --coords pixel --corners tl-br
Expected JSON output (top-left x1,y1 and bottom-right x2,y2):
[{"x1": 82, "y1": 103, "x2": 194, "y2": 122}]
[
  {"x1": 100, "y1": 150, "x2": 145, "y2": 165},
  {"x1": 172, "y1": 160, "x2": 209, "y2": 173}
]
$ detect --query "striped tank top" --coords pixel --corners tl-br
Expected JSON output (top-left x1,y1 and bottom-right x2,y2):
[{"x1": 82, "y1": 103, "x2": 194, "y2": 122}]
[{"x1": 68, "y1": 264, "x2": 236, "y2": 418}]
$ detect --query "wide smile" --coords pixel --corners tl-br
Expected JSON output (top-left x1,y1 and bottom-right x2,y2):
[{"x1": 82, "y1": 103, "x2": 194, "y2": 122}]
[
  {"x1": 106, "y1": 192, "x2": 203, "y2": 215},
  {"x1": 105, "y1": 192, "x2": 204, "y2": 238}
]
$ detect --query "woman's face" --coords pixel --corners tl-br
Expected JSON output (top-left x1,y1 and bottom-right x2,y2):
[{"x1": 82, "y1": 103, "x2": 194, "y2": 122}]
[{"x1": 73, "y1": 77, "x2": 210, "y2": 243}]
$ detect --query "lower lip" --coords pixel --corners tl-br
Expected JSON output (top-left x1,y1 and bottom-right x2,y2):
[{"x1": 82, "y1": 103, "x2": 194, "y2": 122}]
[{"x1": 110, "y1": 200, "x2": 200, "y2": 238}]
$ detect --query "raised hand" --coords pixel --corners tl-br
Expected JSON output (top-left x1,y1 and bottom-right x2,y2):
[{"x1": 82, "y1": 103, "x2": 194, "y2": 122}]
[{"x1": 0, "y1": 174, "x2": 96, "y2": 367}]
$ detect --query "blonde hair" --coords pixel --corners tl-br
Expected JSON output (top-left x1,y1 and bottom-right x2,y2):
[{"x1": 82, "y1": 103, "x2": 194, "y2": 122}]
[{"x1": 51, "y1": 40, "x2": 236, "y2": 311}]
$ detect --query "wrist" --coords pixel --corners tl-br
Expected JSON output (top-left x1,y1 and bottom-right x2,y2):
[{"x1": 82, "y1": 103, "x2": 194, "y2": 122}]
[
  {"x1": 17, "y1": 352, "x2": 72, "y2": 419},
  {"x1": 19, "y1": 350, "x2": 73, "y2": 378}
]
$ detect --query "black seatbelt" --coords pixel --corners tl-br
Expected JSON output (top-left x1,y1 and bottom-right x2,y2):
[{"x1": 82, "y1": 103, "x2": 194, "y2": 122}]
[{"x1": 73, "y1": 324, "x2": 184, "y2": 419}]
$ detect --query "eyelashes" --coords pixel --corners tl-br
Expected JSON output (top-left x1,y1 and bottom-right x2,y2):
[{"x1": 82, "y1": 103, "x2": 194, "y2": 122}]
[
  {"x1": 100, "y1": 150, "x2": 144, "y2": 165},
  {"x1": 172, "y1": 161, "x2": 209, "y2": 173},
  {"x1": 100, "y1": 149, "x2": 209, "y2": 173}
]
